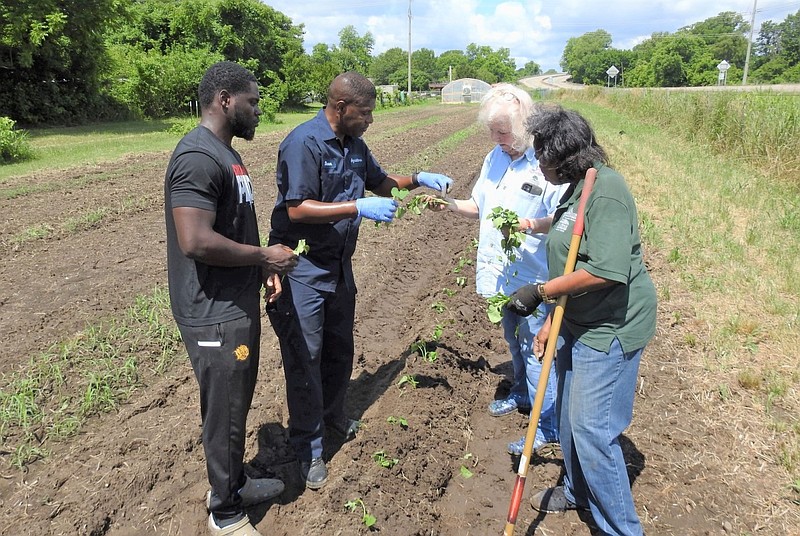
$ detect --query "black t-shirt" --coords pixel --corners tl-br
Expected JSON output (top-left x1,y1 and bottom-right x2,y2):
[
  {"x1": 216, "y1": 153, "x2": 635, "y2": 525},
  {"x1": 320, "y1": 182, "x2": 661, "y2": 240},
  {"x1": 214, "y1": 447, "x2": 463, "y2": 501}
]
[{"x1": 164, "y1": 126, "x2": 261, "y2": 326}]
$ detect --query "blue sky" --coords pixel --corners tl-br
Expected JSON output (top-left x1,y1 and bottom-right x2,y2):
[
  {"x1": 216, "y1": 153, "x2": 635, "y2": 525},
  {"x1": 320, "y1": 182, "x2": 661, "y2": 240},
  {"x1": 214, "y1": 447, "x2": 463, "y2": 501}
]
[{"x1": 262, "y1": 0, "x2": 800, "y2": 72}]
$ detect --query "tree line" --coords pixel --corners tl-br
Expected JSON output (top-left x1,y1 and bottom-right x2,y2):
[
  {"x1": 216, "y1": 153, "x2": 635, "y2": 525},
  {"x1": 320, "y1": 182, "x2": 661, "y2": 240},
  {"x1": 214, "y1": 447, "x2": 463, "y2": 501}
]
[
  {"x1": 0, "y1": 0, "x2": 538, "y2": 126},
  {"x1": 562, "y1": 10, "x2": 800, "y2": 87},
  {"x1": 3, "y1": 2, "x2": 798, "y2": 127}
]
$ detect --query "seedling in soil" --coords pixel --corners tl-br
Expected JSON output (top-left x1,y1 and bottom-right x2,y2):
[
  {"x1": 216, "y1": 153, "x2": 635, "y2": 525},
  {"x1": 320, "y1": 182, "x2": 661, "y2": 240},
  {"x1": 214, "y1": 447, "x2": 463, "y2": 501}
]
[
  {"x1": 373, "y1": 450, "x2": 399, "y2": 468},
  {"x1": 430, "y1": 301, "x2": 446, "y2": 313},
  {"x1": 486, "y1": 292, "x2": 511, "y2": 324},
  {"x1": 345, "y1": 498, "x2": 377, "y2": 529},
  {"x1": 387, "y1": 415, "x2": 409, "y2": 428},
  {"x1": 453, "y1": 256, "x2": 472, "y2": 273},
  {"x1": 292, "y1": 239, "x2": 309, "y2": 255},
  {"x1": 487, "y1": 206, "x2": 525, "y2": 262},
  {"x1": 455, "y1": 276, "x2": 467, "y2": 287},
  {"x1": 459, "y1": 465, "x2": 474, "y2": 478},
  {"x1": 410, "y1": 339, "x2": 438, "y2": 363},
  {"x1": 441, "y1": 287, "x2": 456, "y2": 297},
  {"x1": 431, "y1": 324, "x2": 444, "y2": 341},
  {"x1": 397, "y1": 374, "x2": 418, "y2": 389}
]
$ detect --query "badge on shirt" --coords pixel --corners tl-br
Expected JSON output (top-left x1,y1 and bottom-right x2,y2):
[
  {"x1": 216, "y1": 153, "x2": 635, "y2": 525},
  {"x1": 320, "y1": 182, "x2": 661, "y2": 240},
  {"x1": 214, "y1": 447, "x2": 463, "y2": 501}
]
[
  {"x1": 349, "y1": 154, "x2": 365, "y2": 168},
  {"x1": 521, "y1": 182, "x2": 543, "y2": 196}
]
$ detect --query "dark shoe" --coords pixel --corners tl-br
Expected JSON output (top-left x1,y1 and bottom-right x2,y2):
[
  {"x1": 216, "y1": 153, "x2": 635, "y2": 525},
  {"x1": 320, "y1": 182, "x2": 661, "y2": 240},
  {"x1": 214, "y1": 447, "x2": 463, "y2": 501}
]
[
  {"x1": 205, "y1": 475, "x2": 284, "y2": 509},
  {"x1": 300, "y1": 457, "x2": 328, "y2": 490},
  {"x1": 530, "y1": 486, "x2": 586, "y2": 513},
  {"x1": 328, "y1": 417, "x2": 360, "y2": 442}
]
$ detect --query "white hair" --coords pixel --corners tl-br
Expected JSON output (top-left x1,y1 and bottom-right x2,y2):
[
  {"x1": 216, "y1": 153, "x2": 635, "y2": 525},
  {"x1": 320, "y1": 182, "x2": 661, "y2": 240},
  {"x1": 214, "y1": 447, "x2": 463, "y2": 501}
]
[{"x1": 477, "y1": 83, "x2": 535, "y2": 153}]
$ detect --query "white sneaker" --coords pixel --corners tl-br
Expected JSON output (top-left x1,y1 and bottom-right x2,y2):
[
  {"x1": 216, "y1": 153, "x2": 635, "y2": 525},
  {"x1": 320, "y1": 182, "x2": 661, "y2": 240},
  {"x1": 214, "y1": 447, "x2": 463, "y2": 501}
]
[
  {"x1": 207, "y1": 513, "x2": 262, "y2": 536},
  {"x1": 206, "y1": 475, "x2": 285, "y2": 509}
]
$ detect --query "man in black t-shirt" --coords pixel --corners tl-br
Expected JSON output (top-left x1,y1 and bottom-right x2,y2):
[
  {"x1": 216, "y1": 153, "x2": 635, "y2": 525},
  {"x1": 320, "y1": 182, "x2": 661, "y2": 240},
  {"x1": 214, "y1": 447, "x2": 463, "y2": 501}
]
[{"x1": 165, "y1": 61, "x2": 297, "y2": 536}]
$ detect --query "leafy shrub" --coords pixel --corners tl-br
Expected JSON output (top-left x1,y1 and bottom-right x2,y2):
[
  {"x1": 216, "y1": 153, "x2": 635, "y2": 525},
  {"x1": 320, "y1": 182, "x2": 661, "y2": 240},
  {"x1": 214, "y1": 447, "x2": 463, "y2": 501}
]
[{"x1": 0, "y1": 117, "x2": 34, "y2": 164}]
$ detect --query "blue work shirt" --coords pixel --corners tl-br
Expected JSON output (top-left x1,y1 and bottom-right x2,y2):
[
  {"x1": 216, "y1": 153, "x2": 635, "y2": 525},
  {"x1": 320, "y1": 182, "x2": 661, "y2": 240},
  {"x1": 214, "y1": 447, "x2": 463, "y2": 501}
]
[{"x1": 269, "y1": 109, "x2": 388, "y2": 292}]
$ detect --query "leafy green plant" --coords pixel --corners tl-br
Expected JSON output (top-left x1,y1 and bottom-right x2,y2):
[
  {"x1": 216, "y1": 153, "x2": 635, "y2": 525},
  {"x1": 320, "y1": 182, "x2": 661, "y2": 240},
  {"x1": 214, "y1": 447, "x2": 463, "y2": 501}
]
[
  {"x1": 344, "y1": 498, "x2": 377, "y2": 529},
  {"x1": 397, "y1": 374, "x2": 419, "y2": 389},
  {"x1": 453, "y1": 256, "x2": 472, "y2": 273},
  {"x1": 487, "y1": 207, "x2": 525, "y2": 262},
  {"x1": 405, "y1": 193, "x2": 448, "y2": 215},
  {"x1": 391, "y1": 186, "x2": 410, "y2": 218},
  {"x1": 410, "y1": 339, "x2": 438, "y2": 363},
  {"x1": 387, "y1": 415, "x2": 408, "y2": 428},
  {"x1": 373, "y1": 450, "x2": 399, "y2": 468},
  {"x1": 430, "y1": 301, "x2": 446, "y2": 313},
  {"x1": 455, "y1": 276, "x2": 467, "y2": 287},
  {"x1": 486, "y1": 293, "x2": 512, "y2": 324},
  {"x1": 0, "y1": 117, "x2": 33, "y2": 164},
  {"x1": 293, "y1": 238, "x2": 310, "y2": 255},
  {"x1": 459, "y1": 465, "x2": 474, "y2": 478}
]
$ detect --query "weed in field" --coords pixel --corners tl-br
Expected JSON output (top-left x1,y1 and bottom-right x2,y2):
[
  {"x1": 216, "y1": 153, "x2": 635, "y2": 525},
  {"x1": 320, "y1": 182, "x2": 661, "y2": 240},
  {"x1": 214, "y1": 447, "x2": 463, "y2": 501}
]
[
  {"x1": 397, "y1": 374, "x2": 418, "y2": 389},
  {"x1": 344, "y1": 498, "x2": 376, "y2": 529},
  {"x1": 372, "y1": 450, "x2": 399, "y2": 468},
  {"x1": 387, "y1": 415, "x2": 408, "y2": 428},
  {"x1": 0, "y1": 286, "x2": 182, "y2": 468}
]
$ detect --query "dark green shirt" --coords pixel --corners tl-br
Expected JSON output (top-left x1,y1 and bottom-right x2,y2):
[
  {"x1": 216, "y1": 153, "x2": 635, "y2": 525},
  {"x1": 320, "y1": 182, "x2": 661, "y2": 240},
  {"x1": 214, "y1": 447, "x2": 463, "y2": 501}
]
[{"x1": 546, "y1": 164, "x2": 657, "y2": 353}]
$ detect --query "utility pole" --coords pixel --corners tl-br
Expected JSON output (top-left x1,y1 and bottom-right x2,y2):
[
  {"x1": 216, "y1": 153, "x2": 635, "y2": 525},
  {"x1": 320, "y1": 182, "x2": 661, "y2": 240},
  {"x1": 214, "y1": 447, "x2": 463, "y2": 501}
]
[
  {"x1": 407, "y1": 0, "x2": 412, "y2": 95},
  {"x1": 743, "y1": 0, "x2": 757, "y2": 85}
]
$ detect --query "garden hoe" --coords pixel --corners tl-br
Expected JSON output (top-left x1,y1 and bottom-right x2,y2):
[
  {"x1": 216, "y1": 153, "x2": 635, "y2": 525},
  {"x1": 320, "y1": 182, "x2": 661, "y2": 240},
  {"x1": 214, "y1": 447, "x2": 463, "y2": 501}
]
[{"x1": 502, "y1": 167, "x2": 597, "y2": 536}]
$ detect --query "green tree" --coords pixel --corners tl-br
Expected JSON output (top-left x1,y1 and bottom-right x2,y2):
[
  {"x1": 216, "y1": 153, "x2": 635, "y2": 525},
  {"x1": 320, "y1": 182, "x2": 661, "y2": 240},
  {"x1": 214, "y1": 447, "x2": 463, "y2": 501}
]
[
  {"x1": 370, "y1": 47, "x2": 407, "y2": 84},
  {"x1": 516, "y1": 61, "x2": 542, "y2": 78},
  {"x1": 436, "y1": 50, "x2": 469, "y2": 81},
  {"x1": 0, "y1": 0, "x2": 128, "y2": 124},
  {"x1": 334, "y1": 25, "x2": 373, "y2": 74},
  {"x1": 561, "y1": 30, "x2": 613, "y2": 83}
]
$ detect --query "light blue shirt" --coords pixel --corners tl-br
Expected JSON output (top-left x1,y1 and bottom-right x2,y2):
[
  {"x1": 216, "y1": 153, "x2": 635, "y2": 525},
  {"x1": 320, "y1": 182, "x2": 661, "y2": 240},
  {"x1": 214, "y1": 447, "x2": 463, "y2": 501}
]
[{"x1": 471, "y1": 145, "x2": 567, "y2": 297}]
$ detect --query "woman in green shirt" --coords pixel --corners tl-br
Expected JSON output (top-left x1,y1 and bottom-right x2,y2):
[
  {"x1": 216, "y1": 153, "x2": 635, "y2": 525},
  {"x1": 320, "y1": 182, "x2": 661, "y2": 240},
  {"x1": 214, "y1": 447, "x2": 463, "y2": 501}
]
[{"x1": 506, "y1": 104, "x2": 656, "y2": 536}]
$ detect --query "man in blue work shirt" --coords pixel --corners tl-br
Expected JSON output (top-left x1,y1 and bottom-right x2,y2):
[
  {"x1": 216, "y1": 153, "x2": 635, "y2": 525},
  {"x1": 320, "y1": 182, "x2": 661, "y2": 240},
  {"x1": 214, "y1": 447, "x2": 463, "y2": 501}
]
[{"x1": 266, "y1": 71, "x2": 451, "y2": 490}]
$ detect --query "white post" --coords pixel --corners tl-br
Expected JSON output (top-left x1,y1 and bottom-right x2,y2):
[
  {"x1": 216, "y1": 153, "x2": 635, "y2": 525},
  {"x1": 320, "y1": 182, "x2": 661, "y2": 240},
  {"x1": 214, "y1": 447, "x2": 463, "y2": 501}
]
[
  {"x1": 407, "y1": 0, "x2": 412, "y2": 95},
  {"x1": 743, "y1": 0, "x2": 758, "y2": 85}
]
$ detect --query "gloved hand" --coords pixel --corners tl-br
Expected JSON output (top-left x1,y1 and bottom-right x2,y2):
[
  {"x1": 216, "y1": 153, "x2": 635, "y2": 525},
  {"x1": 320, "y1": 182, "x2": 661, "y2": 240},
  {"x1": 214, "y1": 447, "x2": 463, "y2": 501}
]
[
  {"x1": 356, "y1": 196, "x2": 398, "y2": 222},
  {"x1": 505, "y1": 284, "x2": 543, "y2": 317},
  {"x1": 416, "y1": 171, "x2": 453, "y2": 192}
]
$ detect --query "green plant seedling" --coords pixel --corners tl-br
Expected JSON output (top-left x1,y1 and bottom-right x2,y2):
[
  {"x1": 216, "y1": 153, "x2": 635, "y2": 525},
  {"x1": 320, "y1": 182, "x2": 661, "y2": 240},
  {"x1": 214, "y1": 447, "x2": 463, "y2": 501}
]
[
  {"x1": 431, "y1": 324, "x2": 444, "y2": 341},
  {"x1": 459, "y1": 465, "x2": 474, "y2": 478},
  {"x1": 486, "y1": 293, "x2": 511, "y2": 324},
  {"x1": 441, "y1": 287, "x2": 456, "y2": 297},
  {"x1": 455, "y1": 276, "x2": 467, "y2": 287},
  {"x1": 487, "y1": 206, "x2": 525, "y2": 262},
  {"x1": 410, "y1": 340, "x2": 437, "y2": 362},
  {"x1": 372, "y1": 450, "x2": 399, "y2": 468},
  {"x1": 387, "y1": 415, "x2": 409, "y2": 428},
  {"x1": 406, "y1": 193, "x2": 448, "y2": 215},
  {"x1": 431, "y1": 301, "x2": 446, "y2": 313},
  {"x1": 345, "y1": 498, "x2": 377, "y2": 529},
  {"x1": 397, "y1": 374, "x2": 419, "y2": 389},
  {"x1": 293, "y1": 238, "x2": 310, "y2": 255}
]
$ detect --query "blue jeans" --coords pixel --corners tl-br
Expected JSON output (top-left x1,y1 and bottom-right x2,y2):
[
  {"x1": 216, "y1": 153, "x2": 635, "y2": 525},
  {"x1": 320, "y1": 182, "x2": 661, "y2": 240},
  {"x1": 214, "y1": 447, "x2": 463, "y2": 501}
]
[
  {"x1": 556, "y1": 332, "x2": 644, "y2": 536},
  {"x1": 501, "y1": 303, "x2": 558, "y2": 440}
]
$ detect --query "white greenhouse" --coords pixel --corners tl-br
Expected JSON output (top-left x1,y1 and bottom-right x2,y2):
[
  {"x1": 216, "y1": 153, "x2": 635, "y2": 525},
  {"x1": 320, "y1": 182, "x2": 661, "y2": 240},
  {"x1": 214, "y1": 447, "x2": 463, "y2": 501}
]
[{"x1": 440, "y1": 78, "x2": 491, "y2": 104}]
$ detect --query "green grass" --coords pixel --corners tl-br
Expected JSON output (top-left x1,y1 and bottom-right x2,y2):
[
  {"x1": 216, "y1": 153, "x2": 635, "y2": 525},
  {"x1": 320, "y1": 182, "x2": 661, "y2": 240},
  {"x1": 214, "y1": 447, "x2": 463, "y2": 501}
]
[
  {"x1": 553, "y1": 93, "x2": 800, "y2": 491},
  {"x1": 0, "y1": 286, "x2": 182, "y2": 467},
  {"x1": 0, "y1": 110, "x2": 321, "y2": 182}
]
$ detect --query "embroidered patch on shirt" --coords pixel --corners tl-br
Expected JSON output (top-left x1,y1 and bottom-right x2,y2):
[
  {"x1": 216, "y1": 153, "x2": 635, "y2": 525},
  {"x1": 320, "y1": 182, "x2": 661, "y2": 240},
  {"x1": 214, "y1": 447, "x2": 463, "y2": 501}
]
[{"x1": 234, "y1": 345, "x2": 250, "y2": 361}]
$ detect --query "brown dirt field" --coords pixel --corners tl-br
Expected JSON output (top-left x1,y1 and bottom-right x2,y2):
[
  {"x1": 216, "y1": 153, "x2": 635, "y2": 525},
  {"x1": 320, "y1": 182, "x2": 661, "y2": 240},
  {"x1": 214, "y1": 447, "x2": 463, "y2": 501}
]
[{"x1": 1, "y1": 103, "x2": 798, "y2": 536}]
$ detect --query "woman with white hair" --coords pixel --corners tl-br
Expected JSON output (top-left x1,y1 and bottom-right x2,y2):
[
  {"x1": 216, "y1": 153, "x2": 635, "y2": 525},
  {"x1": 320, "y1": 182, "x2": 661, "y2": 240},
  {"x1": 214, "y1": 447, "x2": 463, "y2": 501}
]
[{"x1": 433, "y1": 83, "x2": 567, "y2": 454}]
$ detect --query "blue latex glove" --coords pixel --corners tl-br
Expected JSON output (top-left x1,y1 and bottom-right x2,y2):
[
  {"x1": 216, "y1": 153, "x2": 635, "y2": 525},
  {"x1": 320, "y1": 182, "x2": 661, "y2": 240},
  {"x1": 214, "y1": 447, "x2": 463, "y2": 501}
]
[
  {"x1": 416, "y1": 171, "x2": 453, "y2": 192},
  {"x1": 356, "y1": 197, "x2": 398, "y2": 222}
]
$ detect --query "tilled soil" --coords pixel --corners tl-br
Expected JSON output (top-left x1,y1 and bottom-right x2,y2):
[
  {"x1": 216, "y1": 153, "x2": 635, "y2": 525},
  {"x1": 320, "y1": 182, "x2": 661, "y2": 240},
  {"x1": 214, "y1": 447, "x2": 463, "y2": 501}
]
[{"x1": 0, "y1": 103, "x2": 796, "y2": 536}]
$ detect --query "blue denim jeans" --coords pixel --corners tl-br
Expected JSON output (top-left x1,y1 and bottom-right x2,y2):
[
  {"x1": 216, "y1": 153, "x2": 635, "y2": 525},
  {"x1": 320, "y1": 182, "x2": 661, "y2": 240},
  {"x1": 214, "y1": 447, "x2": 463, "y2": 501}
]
[
  {"x1": 501, "y1": 303, "x2": 558, "y2": 440},
  {"x1": 556, "y1": 332, "x2": 644, "y2": 536}
]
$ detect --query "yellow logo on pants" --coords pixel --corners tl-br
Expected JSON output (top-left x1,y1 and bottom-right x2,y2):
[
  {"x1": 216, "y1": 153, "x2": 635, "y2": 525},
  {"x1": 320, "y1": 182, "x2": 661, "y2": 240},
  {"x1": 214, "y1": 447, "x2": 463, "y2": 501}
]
[{"x1": 234, "y1": 345, "x2": 250, "y2": 361}]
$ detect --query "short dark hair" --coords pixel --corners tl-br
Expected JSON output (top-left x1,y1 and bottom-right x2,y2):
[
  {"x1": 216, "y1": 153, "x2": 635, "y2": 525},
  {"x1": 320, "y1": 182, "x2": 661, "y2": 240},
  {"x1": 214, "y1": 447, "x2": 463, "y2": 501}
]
[
  {"x1": 198, "y1": 61, "x2": 258, "y2": 109},
  {"x1": 527, "y1": 104, "x2": 608, "y2": 182},
  {"x1": 327, "y1": 71, "x2": 376, "y2": 105}
]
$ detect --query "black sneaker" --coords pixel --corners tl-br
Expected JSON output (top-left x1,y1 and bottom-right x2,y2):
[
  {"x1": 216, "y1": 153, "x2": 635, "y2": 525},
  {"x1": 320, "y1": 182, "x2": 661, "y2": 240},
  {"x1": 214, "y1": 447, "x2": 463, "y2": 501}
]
[
  {"x1": 327, "y1": 417, "x2": 360, "y2": 442},
  {"x1": 300, "y1": 457, "x2": 328, "y2": 490},
  {"x1": 530, "y1": 486, "x2": 587, "y2": 513}
]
